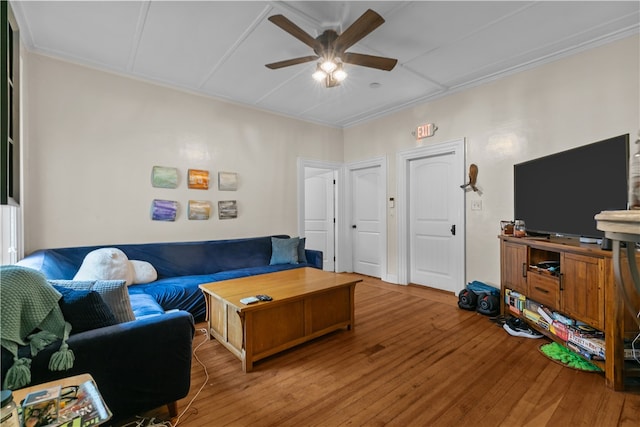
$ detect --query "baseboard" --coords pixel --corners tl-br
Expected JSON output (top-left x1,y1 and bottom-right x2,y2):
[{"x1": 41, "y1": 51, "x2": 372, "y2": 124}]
[{"x1": 382, "y1": 274, "x2": 399, "y2": 284}]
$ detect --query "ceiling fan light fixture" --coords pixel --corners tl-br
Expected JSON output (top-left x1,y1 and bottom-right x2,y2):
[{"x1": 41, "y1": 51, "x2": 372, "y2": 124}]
[
  {"x1": 320, "y1": 59, "x2": 337, "y2": 73},
  {"x1": 325, "y1": 73, "x2": 341, "y2": 88},
  {"x1": 333, "y1": 63, "x2": 347, "y2": 82},
  {"x1": 312, "y1": 64, "x2": 327, "y2": 81},
  {"x1": 267, "y1": 9, "x2": 397, "y2": 88},
  {"x1": 267, "y1": 10, "x2": 397, "y2": 89}
]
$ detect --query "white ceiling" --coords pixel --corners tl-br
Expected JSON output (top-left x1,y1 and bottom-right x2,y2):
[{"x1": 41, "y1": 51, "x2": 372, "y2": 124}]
[{"x1": 10, "y1": 1, "x2": 640, "y2": 128}]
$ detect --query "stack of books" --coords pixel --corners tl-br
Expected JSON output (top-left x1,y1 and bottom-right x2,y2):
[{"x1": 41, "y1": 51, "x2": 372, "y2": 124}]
[{"x1": 567, "y1": 324, "x2": 605, "y2": 361}]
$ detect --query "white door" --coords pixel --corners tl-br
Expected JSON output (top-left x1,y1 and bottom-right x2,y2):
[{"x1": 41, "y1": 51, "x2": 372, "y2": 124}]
[
  {"x1": 351, "y1": 166, "x2": 383, "y2": 278},
  {"x1": 408, "y1": 151, "x2": 463, "y2": 293},
  {"x1": 304, "y1": 168, "x2": 335, "y2": 271}
]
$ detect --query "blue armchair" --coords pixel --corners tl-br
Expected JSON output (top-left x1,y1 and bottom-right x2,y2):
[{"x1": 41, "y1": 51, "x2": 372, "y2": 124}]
[{"x1": 1, "y1": 310, "x2": 194, "y2": 421}]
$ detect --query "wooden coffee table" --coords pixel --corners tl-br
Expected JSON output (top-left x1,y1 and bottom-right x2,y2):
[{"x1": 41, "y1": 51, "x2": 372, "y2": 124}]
[{"x1": 199, "y1": 267, "x2": 362, "y2": 372}]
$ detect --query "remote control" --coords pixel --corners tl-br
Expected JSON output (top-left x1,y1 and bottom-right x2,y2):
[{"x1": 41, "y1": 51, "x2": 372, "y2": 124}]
[
  {"x1": 256, "y1": 294, "x2": 273, "y2": 301},
  {"x1": 240, "y1": 296, "x2": 259, "y2": 305}
]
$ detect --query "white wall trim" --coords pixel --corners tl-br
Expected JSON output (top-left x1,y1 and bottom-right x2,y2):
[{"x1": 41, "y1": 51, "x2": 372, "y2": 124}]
[
  {"x1": 297, "y1": 158, "x2": 344, "y2": 271},
  {"x1": 396, "y1": 139, "x2": 466, "y2": 286},
  {"x1": 345, "y1": 156, "x2": 388, "y2": 281}
]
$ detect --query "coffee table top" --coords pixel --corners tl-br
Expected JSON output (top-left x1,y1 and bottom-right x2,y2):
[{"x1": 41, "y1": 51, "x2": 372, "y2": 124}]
[{"x1": 199, "y1": 267, "x2": 361, "y2": 310}]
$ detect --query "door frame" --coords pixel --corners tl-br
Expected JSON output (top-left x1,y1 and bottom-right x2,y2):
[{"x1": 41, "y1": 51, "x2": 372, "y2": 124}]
[
  {"x1": 297, "y1": 158, "x2": 343, "y2": 272},
  {"x1": 345, "y1": 156, "x2": 388, "y2": 280},
  {"x1": 396, "y1": 139, "x2": 466, "y2": 287}
]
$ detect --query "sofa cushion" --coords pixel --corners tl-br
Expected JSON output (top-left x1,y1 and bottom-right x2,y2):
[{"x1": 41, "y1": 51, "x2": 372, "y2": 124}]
[
  {"x1": 52, "y1": 285, "x2": 117, "y2": 333},
  {"x1": 297, "y1": 237, "x2": 308, "y2": 264},
  {"x1": 16, "y1": 250, "x2": 79, "y2": 279},
  {"x1": 49, "y1": 279, "x2": 135, "y2": 323},
  {"x1": 129, "y1": 276, "x2": 207, "y2": 320},
  {"x1": 270, "y1": 237, "x2": 299, "y2": 265},
  {"x1": 129, "y1": 293, "x2": 165, "y2": 319},
  {"x1": 115, "y1": 235, "x2": 288, "y2": 277}
]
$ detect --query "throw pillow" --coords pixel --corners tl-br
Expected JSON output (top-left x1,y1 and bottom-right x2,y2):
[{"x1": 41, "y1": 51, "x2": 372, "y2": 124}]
[
  {"x1": 73, "y1": 248, "x2": 134, "y2": 285},
  {"x1": 297, "y1": 237, "x2": 308, "y2": 264},
  {"x1": 52, "y1": 285, "x2": 117, "y2": 333},
  {"x1": 270, "y1": 237, "x2": 299, "y2": 265},
  {"x1": 48, "y1": 279, "x2": 135, "y2": 323},
  {"x1": 130, "y1": 260, "x2": 158, "y2": 284}
]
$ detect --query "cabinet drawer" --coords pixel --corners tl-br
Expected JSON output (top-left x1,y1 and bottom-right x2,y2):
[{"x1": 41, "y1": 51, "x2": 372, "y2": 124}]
[{"x1": 528, "y1": 272, "x2": 560, "y2": 308}]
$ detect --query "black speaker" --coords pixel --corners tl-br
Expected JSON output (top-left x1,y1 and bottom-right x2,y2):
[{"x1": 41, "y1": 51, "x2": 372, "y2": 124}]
[
  {"x1": 476, "y1": 294, "x2": 499, "y2": 316},
  {"x1": 458, "y1": 288, "x2": 478, "y2": 310}
]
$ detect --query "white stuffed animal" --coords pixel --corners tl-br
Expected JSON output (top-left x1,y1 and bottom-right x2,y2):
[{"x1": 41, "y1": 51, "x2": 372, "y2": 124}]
[
  {"x1": 73, "y1": 248, "x2": 134, "y2": 285},
  {"x1": 130, "y1": 260, "x2": 158, "y2": 284}
]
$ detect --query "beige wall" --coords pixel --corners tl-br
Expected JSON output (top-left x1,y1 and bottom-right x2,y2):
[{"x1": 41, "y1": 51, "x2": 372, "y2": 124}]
[
  {"x1": 344, "y1": 35, "x2": 639, "y2": 287},
  {"x1": 22, "y1": 35, "x2": 639, "y2": 289},
  {"x1": 22, "y1": 53, "x2": 343, "y2": 253}
]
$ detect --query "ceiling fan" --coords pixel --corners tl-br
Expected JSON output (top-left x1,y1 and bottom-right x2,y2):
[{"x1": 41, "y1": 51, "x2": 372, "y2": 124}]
[{"x1": 265, "y1": 9, "x2": 398, "y2": 87}]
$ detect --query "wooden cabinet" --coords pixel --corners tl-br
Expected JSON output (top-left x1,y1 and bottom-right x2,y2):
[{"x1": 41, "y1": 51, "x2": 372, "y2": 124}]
[
  {"x1": 528, "y1": 272, "x2": 559, "y2": 308},
  {"x1": 501, "y1": 241, "x2": 527, "y2": 294},
  {"x1": 561, "y1": 252, "x2": 605, "y2": 330},
  {"x1": 499, "y1": 235, "x2": 632, "y2": 390}
]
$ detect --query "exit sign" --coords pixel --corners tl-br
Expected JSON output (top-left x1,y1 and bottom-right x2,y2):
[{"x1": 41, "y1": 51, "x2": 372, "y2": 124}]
[{"x1": 415, "y1": 123, "x2": 437, "y2": 140}]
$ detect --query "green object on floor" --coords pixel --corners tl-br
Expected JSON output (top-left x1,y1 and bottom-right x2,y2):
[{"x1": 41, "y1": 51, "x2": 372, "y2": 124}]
[{"x1": 539, "y1": 342, "x2": 602, "y2": 372}]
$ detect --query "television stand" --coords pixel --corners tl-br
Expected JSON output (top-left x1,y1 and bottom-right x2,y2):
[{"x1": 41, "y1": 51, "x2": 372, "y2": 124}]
[{"x1": 499, "y1": 234, "x2": 640, "y2": 391}]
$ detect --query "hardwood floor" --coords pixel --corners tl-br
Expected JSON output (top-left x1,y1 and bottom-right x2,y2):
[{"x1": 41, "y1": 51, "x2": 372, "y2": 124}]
[{"x1": 132, "y1": 275, "x2": 640, "y2": 427}]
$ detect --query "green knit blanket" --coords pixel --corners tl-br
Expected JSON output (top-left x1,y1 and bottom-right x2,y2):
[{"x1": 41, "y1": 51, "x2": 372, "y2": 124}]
[{"x1": 1, "y1": 265, "x2": 74, "y2": 389}]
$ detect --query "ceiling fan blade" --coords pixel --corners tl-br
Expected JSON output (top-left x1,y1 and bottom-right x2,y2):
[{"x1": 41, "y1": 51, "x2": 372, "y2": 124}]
[
  {"x1": 265, "y1": 55, "x2": 319, "y2": 70},
  {"x1": 335, "y1": 9, "x2": 385, "y2": 53},
  {"x1": 268, "y1": 15, "x2": 317, "y2": 49},
  {"x1": 342, "y1": 52, "x2": 397, "y2": 71}
]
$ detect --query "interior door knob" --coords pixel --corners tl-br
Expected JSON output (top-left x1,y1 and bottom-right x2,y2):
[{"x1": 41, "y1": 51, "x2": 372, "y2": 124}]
[
  {"x1": 450, "y1": 224, "x2": 456, "y2": 235},
  {"x1": 352, "y1": 225, "x2": 357, "y2": 229}
]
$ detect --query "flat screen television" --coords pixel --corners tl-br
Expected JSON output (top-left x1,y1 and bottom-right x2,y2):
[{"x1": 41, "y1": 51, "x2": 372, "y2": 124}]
[{"x1": 514, "y1": 134, "x2": 629, "y2": 241}]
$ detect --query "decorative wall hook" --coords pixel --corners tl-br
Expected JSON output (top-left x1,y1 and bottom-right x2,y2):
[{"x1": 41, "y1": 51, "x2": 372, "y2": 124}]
[{"x1": 460, "y1": 163, "x2": 478, "y2": 192}]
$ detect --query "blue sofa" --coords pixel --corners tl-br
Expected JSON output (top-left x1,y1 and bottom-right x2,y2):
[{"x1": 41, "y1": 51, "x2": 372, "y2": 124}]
[
  {"x1": 3, "y1": 235, "x2": 322, "y2": 421},
  {"x1": 16, "y1": 234, "x2": 323, "y2": 321}
]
